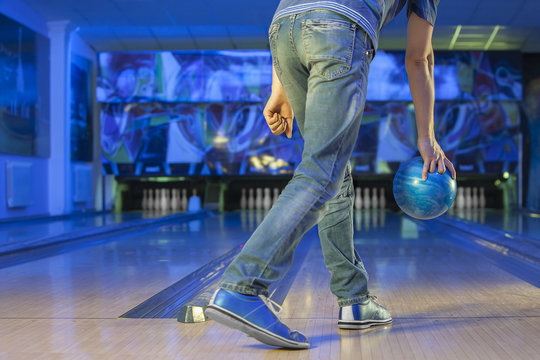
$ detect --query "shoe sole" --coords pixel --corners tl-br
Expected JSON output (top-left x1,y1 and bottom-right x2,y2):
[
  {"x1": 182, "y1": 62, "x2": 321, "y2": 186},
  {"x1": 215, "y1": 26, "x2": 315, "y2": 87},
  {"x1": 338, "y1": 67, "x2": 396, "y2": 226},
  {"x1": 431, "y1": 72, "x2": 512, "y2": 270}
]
[
  {"x1": 338, "y1": 318, "x2": 393, "y2": 329},
  {"x1": 205, "y1": 304, "x2": 309, "y2": 349}
]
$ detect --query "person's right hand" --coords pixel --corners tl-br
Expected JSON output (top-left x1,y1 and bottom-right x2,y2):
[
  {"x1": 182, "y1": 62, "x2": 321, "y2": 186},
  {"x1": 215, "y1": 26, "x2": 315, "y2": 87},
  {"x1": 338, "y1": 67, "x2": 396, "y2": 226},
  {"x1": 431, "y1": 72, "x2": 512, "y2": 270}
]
[
  {"x1": 263, "y1": 90, "x2": 294, "y2": 138},
  {"x1": 417, "y1": 137, "x2": 456, "y2": 181}
]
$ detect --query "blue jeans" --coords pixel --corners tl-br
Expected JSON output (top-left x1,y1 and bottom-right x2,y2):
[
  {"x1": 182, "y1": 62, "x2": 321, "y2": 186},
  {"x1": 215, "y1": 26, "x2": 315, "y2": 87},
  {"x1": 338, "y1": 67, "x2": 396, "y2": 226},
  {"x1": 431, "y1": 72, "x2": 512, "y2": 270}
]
[{"x1": 220, "y1": 10, "x2": 374, "y2": 307}]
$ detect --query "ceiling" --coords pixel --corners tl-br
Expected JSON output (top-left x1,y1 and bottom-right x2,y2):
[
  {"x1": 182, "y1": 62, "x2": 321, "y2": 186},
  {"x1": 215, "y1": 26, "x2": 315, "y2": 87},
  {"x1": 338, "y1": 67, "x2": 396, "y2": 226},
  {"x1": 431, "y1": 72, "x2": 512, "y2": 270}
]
[{"x1": 20, "y1": 0, "x2": 540, "y2": 52}]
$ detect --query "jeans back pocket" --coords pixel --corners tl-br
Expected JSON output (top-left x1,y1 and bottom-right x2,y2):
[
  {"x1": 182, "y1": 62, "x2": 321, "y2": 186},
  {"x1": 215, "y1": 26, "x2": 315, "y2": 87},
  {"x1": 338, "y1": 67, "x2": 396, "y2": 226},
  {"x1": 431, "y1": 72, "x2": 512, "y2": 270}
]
[{"x1": 301, "y1": 19, "x2": 356, "y2": 81}]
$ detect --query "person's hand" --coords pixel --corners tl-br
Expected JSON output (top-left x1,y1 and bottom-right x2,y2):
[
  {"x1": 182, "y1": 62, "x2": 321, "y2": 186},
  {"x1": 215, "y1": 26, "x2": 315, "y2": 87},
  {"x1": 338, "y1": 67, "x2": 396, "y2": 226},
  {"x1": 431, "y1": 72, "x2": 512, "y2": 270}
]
[
  {"x1": 417, "y1": 137, "x2": 456, "y2": 181},
  {"x1": 263, "y1": 90, "x2": 294, "y2": 138}
]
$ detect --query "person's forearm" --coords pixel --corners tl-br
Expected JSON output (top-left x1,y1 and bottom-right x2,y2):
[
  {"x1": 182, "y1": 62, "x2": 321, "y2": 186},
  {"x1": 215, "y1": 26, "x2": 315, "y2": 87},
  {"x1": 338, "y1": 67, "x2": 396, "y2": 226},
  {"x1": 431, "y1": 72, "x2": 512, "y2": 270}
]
[
  {"x1": 272, "y1": 63, "x2": 284, "y2": 93},
  {"x1": 406, "y1": 48, "x2": 435, "y2": 140}
]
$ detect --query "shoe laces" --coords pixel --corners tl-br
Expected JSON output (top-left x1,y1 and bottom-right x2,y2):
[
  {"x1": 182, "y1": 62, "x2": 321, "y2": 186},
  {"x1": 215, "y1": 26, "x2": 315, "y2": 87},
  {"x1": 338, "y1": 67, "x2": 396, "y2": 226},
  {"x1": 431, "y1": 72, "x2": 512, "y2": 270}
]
[
  {"x1": 259, "y1": 289, "x2": 283, "y2": 321},
  {"x1": 369, "y1": 295, "x2": 381, "y2": 305}
]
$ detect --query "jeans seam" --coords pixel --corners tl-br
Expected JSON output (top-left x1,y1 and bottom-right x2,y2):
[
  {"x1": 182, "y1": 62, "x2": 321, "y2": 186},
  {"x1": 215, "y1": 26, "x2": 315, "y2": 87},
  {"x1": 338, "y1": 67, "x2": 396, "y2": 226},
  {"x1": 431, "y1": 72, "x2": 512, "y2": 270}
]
[
  {"x1": 289, "y1": 14, "x2": 300, "y2": 59},
  {"x1": 269, "y1": 22, "x2": 282, "y2": 82}
]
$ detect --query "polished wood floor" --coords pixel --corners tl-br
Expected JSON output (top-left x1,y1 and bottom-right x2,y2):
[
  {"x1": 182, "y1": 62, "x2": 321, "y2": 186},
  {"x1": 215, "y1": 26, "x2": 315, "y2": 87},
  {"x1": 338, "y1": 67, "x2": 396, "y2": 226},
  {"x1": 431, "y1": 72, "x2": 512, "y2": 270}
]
[{"x1": 0, "y1": 211, "x2": 539, "y2": 359}]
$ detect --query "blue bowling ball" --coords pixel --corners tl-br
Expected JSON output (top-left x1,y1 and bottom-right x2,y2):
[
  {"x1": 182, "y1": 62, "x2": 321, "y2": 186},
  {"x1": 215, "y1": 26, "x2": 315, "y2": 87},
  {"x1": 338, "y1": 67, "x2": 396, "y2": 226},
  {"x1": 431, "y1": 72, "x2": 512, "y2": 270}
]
[{"x1": 393, "y1": 157, "x2": 456, "y2": 220}]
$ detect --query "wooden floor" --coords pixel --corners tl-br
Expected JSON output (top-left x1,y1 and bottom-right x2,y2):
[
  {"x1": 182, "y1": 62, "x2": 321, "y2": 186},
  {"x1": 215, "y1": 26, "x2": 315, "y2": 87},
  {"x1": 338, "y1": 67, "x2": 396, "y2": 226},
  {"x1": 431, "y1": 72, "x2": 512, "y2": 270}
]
[{"x1": 0, "y1": 211, "x2": 539, "y2": 359}]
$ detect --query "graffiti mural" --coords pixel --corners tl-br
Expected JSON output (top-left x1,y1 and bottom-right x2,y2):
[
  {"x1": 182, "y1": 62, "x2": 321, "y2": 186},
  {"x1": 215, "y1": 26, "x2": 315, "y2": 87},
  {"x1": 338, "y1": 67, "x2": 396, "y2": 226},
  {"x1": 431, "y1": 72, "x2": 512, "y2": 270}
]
[
  {"x1": 100, "y1": 102, "x2": 303, "y2": 175},
  {"x1": 98, "y1": 50, "x2": 522, "y2": 176}
]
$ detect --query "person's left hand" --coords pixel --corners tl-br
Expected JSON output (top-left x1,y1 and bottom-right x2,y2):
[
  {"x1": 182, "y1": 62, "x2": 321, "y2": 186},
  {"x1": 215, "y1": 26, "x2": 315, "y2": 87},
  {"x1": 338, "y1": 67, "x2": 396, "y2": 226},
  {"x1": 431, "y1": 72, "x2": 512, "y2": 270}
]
[
  {"x1": 263, "y1": 90, "x2": 294, "y2": 138},
  {"x1": 417, "y1": 137, "x2": 456, "y2": 181}
]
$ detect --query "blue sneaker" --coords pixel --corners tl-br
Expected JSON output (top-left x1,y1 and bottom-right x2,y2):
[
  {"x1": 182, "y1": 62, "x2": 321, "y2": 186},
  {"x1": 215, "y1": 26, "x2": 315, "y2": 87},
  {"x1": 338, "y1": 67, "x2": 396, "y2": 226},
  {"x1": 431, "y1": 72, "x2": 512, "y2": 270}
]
[
  {"x1": 205, "y1": 289, "x2": 309, "y2": 349},
  {"x1": 338, "y1": 296, "x2": 392, "y2": 329}
]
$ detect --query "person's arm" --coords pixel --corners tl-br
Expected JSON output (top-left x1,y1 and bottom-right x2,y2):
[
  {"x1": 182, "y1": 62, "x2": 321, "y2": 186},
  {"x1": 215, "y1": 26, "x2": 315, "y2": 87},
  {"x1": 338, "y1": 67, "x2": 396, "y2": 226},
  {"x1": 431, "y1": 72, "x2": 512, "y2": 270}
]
[
  {"x1": 405, "y1": 12, "x2": 456, "y2": 180},
  {"x1": 263, "y1": 64, "x2": 294, "y2": 138}
]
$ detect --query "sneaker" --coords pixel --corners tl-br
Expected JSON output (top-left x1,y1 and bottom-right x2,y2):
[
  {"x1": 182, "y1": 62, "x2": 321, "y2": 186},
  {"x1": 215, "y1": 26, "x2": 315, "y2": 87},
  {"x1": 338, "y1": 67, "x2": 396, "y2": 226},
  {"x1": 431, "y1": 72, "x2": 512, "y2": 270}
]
[
  {"x1": 205, "y1": 289, "x2": 309, "y2": 349},
  {"x1": 338, "y1": 296, "x2": 392, "y2": 329}
]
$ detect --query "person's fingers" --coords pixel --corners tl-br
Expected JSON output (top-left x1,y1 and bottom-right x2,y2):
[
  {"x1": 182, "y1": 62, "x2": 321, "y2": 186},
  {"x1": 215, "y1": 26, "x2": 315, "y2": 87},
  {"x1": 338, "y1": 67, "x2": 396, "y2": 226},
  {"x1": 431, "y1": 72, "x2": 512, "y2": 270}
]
[
  {"x1": 429, "y1": 159, "x2": 436, "y2": 173},
  {"x1": 285, "y1": 117, "x2": 293, "y2": 138},
  {"x1": 269, "y1": 120, "x2": 282, "y2": 132},
  {"x1": 438, "y1": 157, "x2": 445, "y2": 174},
  {"x1": 268, "y1": 114, "x2": 282, "y2": 131},
  {"x1": 272, "y1": 124, "x2": 285, "y2": 135},
  {"x1": 271, "y1": 115, "x2": 287, "y2": 135},
  {"x1": 445, "y1": 158, "x2": 457, "y2": 179},
  {"x1": 264, "y1": 112, "x2": 276, "y2": 126},
  {"x1": 269, "y1": 113, "x2": 280, "y2": 125},
  {"x1": 422, "y1": 159, "x2": 429, "y2": 181}
]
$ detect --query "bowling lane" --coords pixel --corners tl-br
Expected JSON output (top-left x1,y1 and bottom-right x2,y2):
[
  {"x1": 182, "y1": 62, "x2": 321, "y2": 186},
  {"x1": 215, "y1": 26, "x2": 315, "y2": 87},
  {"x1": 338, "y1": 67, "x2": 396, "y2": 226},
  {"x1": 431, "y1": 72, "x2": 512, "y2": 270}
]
[
  {"x1": 447, "y1": 208, "x2": 540, "y2": 241},
  {"x1": 274, "y1": 210, "x2": 540, "y2": 359},
  {"x1": 0, "y1": 212, "x2": 166, "y2": 253},
  {"x1": 281, "y1": 210, "x2": 540, "y2": 320},
  {"x1": 0, "y1": 212, "x2": 257, "y2": 319},
  {"x1": 0, "y1": 210, "x2": 539, "y2": 359}
]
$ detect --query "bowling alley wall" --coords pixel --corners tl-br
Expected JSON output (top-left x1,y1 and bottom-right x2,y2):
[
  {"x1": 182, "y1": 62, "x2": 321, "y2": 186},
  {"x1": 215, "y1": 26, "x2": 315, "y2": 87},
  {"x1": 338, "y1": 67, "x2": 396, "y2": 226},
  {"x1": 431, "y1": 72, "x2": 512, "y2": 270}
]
[
  {"x1": 97, "y1": 49, "x2": 539, "y2": 211},
  {"x1": 0, "y1": 2, "x2": 100, "y2": 219},
  {"x1": 0, "y1": 0, "x2": 539, "y2": 218},
  {"x1": 522, "y1": 54, "x2": 540, "y2": 211}
]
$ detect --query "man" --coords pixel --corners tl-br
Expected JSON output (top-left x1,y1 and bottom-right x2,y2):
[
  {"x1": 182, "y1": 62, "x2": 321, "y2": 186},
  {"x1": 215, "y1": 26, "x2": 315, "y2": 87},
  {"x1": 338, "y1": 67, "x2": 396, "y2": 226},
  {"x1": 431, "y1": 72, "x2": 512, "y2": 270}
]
[{"x1": 206, "y1": 0, "x2": 456, "y2": 349}]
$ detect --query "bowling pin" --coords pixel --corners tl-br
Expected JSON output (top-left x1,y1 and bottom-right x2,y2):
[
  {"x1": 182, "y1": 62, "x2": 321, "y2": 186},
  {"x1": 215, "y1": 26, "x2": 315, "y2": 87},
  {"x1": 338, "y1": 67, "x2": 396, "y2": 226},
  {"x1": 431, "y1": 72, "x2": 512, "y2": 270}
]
[
  {"x1": 148, "y1": 189, "x2": 154, "y2": 212},
  {"x1": 379, "y1": 188, "x2": 386, "y2": 209},
  {"x1": 240, "y1": 188, "x2": 247, "y2": 210},
  {"x1": 354, "y1": 187, "x2": 362, "y2": 210},
  {"x1": 263, "y1": 188, "x2": 272, "y2": 210},
  {"x1": 456, "y1": 187, "x2": 465, "y2": 209},
  {"x1": 479, "y1": 187, "x2": 486, "y2": 208},
  {"x1": 142, "y1": 189, "x2": 148, "y2": 211},
  {"x1": 472, "y1": 187, "x2": 479, "y2": 208},
  {"x1": 161, "y1": 188, "x2": 168, "y2": 212},
  {"x1": 181, "y1": 189, "x2": 188, "y2": 212},
  {"x1": 255, "y1": 188, "x2": 263, "y2": 210},
  {"x1": 171, "y1": 189, "x2": 178, "y2": 212},
  {"x1": 363, "y1": 188, "x2": 371, "y2": 209},
  {"x1": 371, "y1": 187, "x2": 378, "y2": 209},
  {"x1": 465, "y1": 187, "x2": 472, "y2": 209},
  {"x1": 156, "y1": 188, "x2": 161, "y2": 212},
  {"x1": 248, "y1": 188, "x2": 255, "y2": 210},
  {"x1": 272, "y1": 188, "x2": 280, "y2": 206}
]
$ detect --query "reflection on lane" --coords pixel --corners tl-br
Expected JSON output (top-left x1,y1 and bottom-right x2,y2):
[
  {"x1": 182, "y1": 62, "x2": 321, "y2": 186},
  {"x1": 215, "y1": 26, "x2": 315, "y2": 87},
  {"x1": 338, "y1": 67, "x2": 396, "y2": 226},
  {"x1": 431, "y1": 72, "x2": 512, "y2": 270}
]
[
  {"x1": 0, "y1": 213, "x2": 251, "y2": 318},
  {"x1": 0, "y1": 212, "x2": 157, "y2": 247},
  {"x1": 447, "y1": 208, "x2": 540, "y2": 241}
]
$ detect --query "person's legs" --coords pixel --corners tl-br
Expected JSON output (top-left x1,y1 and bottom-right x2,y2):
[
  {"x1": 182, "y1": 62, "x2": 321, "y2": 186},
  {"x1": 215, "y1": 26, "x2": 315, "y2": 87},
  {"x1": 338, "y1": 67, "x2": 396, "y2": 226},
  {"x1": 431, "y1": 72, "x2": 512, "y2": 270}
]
[
  {"x1": 318, "y1": 164, "x2": 392, "y2": 329},
  {"x1": 219, "y1": 10, "x2": 373, "y2": 297},
  {"x1": 318, "y1": 162, "x2": 370, "y2": 306},
  {"x1": 207, "y1": 10, "x2": 384, "y2": 348}
]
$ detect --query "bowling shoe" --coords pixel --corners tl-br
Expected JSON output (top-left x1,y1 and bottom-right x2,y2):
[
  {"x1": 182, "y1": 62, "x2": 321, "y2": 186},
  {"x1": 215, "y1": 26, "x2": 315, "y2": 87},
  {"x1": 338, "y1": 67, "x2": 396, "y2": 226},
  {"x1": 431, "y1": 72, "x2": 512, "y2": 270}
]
[
  {"x1": 338, "y1": 295, "x2": 392, "y2": 329},
  {"x1": 205, "y1": 289, "x2": 309, "y2": 349}
]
